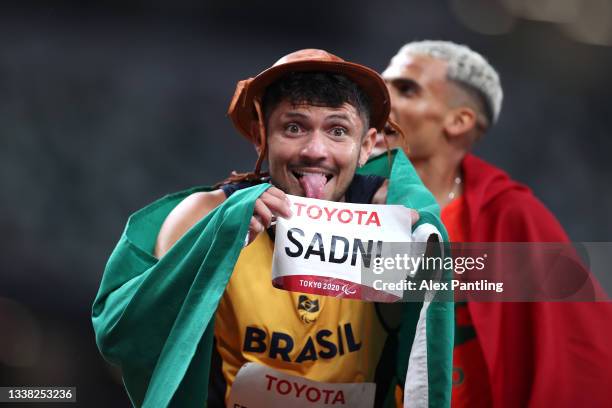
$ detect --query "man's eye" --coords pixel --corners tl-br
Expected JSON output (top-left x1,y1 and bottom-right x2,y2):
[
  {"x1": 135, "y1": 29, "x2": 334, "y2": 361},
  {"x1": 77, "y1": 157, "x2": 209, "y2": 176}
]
[
  {"x1": 286, "y1": 124, "x2": 301, "y2": 134},
  {"x1": 399, "y1": 84, "x2": 416, "y2": 96},
  {"x1": 394, "y1": 80, "x2": 419, "y2": 97},
  {"x1": 331, "y1": 127, "x2": 347, "y2": 137}
]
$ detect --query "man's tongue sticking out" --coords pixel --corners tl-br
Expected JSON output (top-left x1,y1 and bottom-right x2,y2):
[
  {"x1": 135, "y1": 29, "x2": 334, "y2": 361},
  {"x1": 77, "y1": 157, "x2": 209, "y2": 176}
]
[{"x1": 299, "y1": 173, "x2": 327, "y2": 199}]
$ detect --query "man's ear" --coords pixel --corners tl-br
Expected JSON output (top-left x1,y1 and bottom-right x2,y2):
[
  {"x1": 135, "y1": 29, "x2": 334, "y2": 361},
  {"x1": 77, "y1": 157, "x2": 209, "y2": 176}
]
[
  {"x1": 359, "y1": 127, "x2": 378, "y2": 166},
  {"x1": 443, "y1": 107, "x2": 477, "y2": 139},
  {"x1": 250, "y1": 121, "x2": 263, "y2": 155}
]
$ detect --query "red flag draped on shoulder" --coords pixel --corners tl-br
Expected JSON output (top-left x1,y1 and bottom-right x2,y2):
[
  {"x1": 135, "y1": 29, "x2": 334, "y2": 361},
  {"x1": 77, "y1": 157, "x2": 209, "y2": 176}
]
[{"x1": 461, "y1": 153, "x2": 612, "y2": 407}]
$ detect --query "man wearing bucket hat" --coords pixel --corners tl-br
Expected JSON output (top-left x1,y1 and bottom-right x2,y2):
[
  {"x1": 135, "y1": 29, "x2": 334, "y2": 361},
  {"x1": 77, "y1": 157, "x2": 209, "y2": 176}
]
[{"x1": 92, "y1": 49, "x2": 453, "y2": 408}]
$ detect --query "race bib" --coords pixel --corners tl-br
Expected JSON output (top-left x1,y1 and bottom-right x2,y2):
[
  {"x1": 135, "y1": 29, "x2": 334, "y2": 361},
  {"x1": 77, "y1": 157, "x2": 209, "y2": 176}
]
[
  {"x1": 228, "y1": 362, "x2": 376, "y2": 408},
  {"x1": 271, "y1": 195, "x2": 414, "y2": 302}
]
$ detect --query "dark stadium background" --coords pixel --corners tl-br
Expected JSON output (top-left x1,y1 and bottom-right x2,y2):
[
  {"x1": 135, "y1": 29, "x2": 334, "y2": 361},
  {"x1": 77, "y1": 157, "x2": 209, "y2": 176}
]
[{"x1": 1, "y1": 1, "x2": 611, "y2": 406}]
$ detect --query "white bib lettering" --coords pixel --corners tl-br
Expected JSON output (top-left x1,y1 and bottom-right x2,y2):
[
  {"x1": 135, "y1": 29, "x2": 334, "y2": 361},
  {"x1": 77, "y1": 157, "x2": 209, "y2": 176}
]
[
  {"x1": 228, "y1": 362, "x2": 376, "y2": 408},
  {"x1": 272, "y1": 195, "x2": 414, "y2": 302}
]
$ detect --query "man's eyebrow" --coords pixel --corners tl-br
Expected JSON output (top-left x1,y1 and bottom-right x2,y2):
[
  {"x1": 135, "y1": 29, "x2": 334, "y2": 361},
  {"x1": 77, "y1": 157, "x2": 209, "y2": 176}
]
[
  {"x1": 282, "y1": 111, "x2": 352, "y2": 122},
  {"x1": 326, "y1": 113, "x2": 351, "y2": 122},
  {"x1": 391, "y1": 78, "x2": 420, "y2": 90},
  {"x1": 283, "y1": 111, "x2": 309, "y2": 119}
]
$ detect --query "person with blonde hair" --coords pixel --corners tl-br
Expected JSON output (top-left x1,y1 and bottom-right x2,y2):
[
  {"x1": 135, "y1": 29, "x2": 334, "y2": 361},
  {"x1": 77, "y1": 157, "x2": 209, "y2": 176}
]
[{"x1": 380, "y1": 40, "x2": 612, "y2": 407}]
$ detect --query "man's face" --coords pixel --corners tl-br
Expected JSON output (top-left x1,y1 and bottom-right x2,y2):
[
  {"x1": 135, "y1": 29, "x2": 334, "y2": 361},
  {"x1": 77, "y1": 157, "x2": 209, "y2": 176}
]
[
  {"x1": 264, "y1": 100, "x2": 375, "y2": 201},
  {"x1": 376, "y1": 54, "x2": 451, "y2": 160}
]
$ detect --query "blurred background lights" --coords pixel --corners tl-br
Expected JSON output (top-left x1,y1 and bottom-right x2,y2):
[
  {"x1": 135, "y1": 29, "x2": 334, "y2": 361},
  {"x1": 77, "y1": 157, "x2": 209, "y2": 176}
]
[
  {"x1": 450, "y1": 0, "x2": 516, "y2": 35},
  {"x1": 451, "y1": 0, "x2": 612, "y2": 46},
  {"x1": 562, "y1": 0, "x2": 612, "y2": 46},
  {"x1": 501, "y1": 0, "x2": 580, "y2": 24}
]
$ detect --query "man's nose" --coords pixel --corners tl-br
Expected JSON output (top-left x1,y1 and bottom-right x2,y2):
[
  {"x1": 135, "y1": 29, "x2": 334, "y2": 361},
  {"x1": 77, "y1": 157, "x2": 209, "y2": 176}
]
[
  {"x1": 299, "y1": 130, "x2": 328, "y2": 161},
  {"x1": 386, "y1": 85, "x2": 400, "y2": 123},
  {"x1": 385, "y1": 82, "x2": 395, "y2": 101}
]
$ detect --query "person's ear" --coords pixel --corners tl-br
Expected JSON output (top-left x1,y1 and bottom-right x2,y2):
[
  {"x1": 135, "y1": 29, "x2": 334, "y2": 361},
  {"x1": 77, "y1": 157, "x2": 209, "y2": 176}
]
[
  {"x1": 251, "y1": 121, "x2": 264, "y2": 155},
  {"x1": 358, "y1": 127, "x2": 378, "y2": 167},
  {"x1": 443, "y1": 107, "x2": 477, "y2": 138}
]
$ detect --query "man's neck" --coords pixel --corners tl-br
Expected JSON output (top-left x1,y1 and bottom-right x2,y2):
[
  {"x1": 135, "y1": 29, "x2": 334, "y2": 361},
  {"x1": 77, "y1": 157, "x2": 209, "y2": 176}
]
[{"x1": 411, "y1": 153, "x2": 465, "y2": 209}]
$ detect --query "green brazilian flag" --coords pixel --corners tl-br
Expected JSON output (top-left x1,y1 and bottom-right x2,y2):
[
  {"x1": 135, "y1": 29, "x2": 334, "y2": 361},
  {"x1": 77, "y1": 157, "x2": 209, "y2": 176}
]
[{"x1": 92, "y1": 149, "x2": 453, "y2": 408}]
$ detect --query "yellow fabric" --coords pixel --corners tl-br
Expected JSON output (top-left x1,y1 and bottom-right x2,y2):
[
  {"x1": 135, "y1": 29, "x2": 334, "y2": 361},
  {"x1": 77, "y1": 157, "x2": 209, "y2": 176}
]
[{"x1": 213, "y1": 232, "x2": 386, "y2": 401}]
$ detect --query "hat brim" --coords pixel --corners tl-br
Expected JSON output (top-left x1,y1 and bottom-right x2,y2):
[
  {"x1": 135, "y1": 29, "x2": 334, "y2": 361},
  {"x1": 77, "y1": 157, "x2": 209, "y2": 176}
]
[{"x1": 228, "y1": 60, "x2": 390, "y2": 143}]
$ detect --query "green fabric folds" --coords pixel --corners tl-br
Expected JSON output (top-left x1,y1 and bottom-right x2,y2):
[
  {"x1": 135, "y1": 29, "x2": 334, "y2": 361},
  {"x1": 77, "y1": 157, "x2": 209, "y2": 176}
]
[{"x1": 363, "y1": 150, "x2": 454, "y2": 407}]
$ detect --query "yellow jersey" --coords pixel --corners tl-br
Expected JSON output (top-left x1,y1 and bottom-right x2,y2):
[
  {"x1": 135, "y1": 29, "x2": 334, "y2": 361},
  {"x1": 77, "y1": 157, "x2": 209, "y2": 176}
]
[{"x1": 212, "y1": 231, "x2": 387, "y2": 404}]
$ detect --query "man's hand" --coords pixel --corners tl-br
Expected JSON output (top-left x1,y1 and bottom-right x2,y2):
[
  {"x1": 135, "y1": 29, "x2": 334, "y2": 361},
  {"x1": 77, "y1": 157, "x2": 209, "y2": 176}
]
[
  {"x1": 247, "y1": 187, "x2": 292, "y2": 245},
  {"x1": 409, "y1": 209, "x2": 420, "y2": 225},
  {"x1": 372, "y1": 179, "x2": 420, "y2": 226}
]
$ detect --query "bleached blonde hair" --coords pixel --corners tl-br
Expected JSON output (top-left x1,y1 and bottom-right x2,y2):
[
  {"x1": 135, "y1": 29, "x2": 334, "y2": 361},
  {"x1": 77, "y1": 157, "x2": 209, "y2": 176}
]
[{"x1": 383, "y1": 40, "x2": 503, "y2": 125}]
